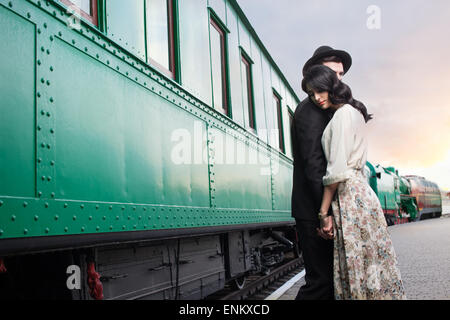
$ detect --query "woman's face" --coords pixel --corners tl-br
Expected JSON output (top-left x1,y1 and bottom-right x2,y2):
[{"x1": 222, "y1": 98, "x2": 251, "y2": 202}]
[{"x1": 306, "y1": 84, "x2": 332, "y2": 110}]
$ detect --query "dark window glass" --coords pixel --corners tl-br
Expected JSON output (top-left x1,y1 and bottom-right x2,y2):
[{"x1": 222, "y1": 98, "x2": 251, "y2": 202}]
[
  {"x1": 273, "y1": 92, "x2": 285, "y2": 153},
  {"x1": 146, "y1": 0, "x2": 176, "y2": 78},
  {"x1": 61, "y1": 0, "x2": 98, "y2": 26},
  {"x1": 210, "y1": 18, "x2": 228, "y2": 116},
  {"x1": 241, "y1": 54, "x2": 255, "y2": 130}
]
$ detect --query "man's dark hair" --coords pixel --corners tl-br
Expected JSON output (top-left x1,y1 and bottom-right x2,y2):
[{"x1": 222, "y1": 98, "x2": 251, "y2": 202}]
[{"x1": 316, "y1": 55, "x2": 343, "y2": 65}]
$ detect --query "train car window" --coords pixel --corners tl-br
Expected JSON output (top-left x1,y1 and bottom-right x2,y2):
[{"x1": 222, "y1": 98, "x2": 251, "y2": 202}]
[
  {"x1": 61, "y1": 0, "x2": 98, "y2": 26},
  {"x1": 209, "y1": 17, "x2": 229, "y2": 116},
  {"x1": 273, "y1": 91, "x2": 285, "y2": 153},
  {"x1": 146, "y1": 0, "x2": 176, "y2": 79},
  {"x1": 241, "y1": 54, "x2": 256, "y2": 130}
]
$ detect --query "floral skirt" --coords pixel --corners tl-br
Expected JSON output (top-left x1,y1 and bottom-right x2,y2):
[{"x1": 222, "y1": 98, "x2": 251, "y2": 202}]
[{"x1": 331, "y1": 170, "x2": 407, "y2": 300}]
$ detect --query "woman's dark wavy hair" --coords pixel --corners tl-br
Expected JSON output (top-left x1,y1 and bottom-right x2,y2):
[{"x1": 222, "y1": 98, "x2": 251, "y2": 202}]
[{"x1": 301, "y1": 65, "x2": 373, "y2": 123}]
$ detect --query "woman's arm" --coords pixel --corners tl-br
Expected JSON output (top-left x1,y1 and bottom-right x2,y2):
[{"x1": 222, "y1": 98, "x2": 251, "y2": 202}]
[
  {"x1": 320, "y1": 183, "x2": 339, "y2": 216},
  {"x1": 317, "y1": 183, "x2": 339, "y2": 239}
]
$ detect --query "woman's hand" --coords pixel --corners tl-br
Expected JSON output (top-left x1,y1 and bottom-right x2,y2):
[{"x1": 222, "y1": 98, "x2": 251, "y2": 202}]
[{"x1": 317, "y1": 216, "x2": 334, "y2": 240}]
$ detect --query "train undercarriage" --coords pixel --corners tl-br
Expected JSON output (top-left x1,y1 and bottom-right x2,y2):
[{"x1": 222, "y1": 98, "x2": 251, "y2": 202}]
[{"x1": 0, "y1": 226, "x2": 298, "y2": 300}]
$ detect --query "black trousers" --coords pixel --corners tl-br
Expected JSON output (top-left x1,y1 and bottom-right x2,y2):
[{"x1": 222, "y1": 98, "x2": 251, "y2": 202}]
[{"x1": 295, "y1": 219, "x2": 334, "y2": 300}]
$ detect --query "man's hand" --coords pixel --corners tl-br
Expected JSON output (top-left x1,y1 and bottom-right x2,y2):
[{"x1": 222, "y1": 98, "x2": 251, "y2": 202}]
[{"x1": 317, "y1": 216, "x2": 334, "y2": 240}]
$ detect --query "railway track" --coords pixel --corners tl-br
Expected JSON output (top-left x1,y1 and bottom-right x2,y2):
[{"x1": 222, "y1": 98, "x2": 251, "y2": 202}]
[{"x1": 206, "y1": 257, "x2": 304, "y2": 300}]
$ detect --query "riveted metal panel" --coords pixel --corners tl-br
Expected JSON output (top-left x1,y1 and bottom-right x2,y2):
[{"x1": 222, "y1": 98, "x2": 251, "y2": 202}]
[
  {"x1": 47, "y1": 35, "x2": 209, "y2": 206},
  {"x1": 0, "y1": 4, "x2": 36, "y2": 198},
  {"x1": 271, "y1": 155, "x2": 293, "y2": 211},
  {"x1": 209, "y1": 127, "x2": 272, "y2": 211}
]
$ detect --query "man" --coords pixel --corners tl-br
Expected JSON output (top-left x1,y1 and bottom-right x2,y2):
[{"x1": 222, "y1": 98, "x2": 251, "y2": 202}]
[{"x1": 291, "y1": 46, "x2": 352, "y2": 300}]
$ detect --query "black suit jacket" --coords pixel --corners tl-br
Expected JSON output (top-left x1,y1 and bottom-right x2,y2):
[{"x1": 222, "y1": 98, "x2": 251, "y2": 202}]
[{"x1": 291, "y1": 98, "x2": 333, "y2": 221}]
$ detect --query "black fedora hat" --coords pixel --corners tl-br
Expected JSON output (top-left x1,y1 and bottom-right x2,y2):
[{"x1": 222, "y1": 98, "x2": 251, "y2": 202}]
[{"x1": 302, "y1": 45, "x2": 352, "y2": 76}]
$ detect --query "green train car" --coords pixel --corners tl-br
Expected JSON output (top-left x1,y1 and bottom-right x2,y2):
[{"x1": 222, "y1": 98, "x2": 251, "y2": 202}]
[{"x1": 0, "y1": 0, "x2": 299, "y2": 299}]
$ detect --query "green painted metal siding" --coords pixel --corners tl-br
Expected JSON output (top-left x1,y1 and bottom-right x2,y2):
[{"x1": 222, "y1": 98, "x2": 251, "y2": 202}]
[
  {"x1": 0, "y1": 0, "x2": 297, "y2": 243},
  {"x1": 0, "y1": 6, "x2": 35, "y2": 198}
]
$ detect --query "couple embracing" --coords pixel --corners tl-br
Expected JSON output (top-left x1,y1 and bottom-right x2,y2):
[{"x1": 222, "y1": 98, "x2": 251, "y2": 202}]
[{"x1": 291, "y1": 46, "x2": 407, "y2": 300}]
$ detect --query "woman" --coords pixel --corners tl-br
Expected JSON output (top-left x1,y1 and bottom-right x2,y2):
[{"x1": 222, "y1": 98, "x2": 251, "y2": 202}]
[{"x1": 302, "y1": 65, "x2": 407, "y2": 300}]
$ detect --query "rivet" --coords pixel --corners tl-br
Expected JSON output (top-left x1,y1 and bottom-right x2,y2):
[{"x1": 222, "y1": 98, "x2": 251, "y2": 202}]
[
  {"x1": 80, "y1": 204, "x2": 84, "y2": 209},
  {"x1": 45, "y1": 202, "x2": 49, "y2": 208},
  {"x1": 45, "y1": 228, "x2": 50, "y2": 233},
  {"x1": 47, "y1": 176, "x2": 52, "y2": 181},
  {"x1": 50, "y1": 160, "x2": 55, "y2": 166},
  {"x1": 96, "y1": 226, "x2": 100, "y2": 231},
  {"x1": 51, "y1": 192, "x2": 55, "y2": 198},
  {"x1": 89, "y1": 216, "x2": 92, "y2": 220},
  {"x1": 73, "y1": 215, "x2": 77, "y2": 220},
  {"x1": 23, "y1": 202, "x2": 28, "y2": 208},
  {"x1": 0, "y1": 230, "x2": 3, "y2": 236},
  {"x1": 81, "y1": 227, "x2": 85, "y2": 232},
  {"x1": 64, "y1": 227, "x2": 68, "y2": 232},
  {"x1": 23, "y1": 229, "x2": 28, "y2": 235},
  {"x1": 11, "y1": 215, "x2": 16, "y2": 221},
  {"x1": 64, "y1": 203, "x2": 68, "y2": 208},
  {"x1": 54, "y1": 214, "x2": 59, "y2": 220},
  {"x1": 0, "y1": 200, "x2": 3, "y2": 207}
]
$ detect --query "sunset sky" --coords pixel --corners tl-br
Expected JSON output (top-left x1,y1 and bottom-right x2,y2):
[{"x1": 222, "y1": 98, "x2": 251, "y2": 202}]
[{"x1": 238, "y1": 0, "x2": 450, "y2": 191}]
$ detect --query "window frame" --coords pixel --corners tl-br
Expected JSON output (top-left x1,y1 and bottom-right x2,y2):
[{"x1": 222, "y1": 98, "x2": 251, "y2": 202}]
[
  {"x1": 209, "y1": 14, "x2": 230, "y2": 117},
  {"x1": 60, "y1": 0, "x2": 99, "y2": 26},
  {"x1": 145, "y1": 0, "x2": 177, "y2": 80},
  {"x1": 273, "y1": 90, "x2": 285, "y2": 154},
  {"x1": 241, "y1": 51, "x2": 256, "y2": 131}
]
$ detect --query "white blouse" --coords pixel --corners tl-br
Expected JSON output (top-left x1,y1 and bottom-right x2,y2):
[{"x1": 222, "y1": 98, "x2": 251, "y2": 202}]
[{"x1": 321, "y1": 104, "x2": 368, "y2": 186}]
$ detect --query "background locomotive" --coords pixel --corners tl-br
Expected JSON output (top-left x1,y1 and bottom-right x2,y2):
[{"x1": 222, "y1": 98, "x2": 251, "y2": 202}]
[
  {"x1": 0, "y1": 0, "x2": 299, "y2": 299},
  {"x1": 365, "y1": 162, "x2": 442, "y2": 226}
]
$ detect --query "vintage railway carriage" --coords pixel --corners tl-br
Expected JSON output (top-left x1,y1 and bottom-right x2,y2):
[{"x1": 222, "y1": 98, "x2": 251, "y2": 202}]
[
  {"x1": 404, "y1": 176, "x2": 442, "y2": 220},
  {"x1": 0, "y1": 0, "x2": 300, "y2": 299}
]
